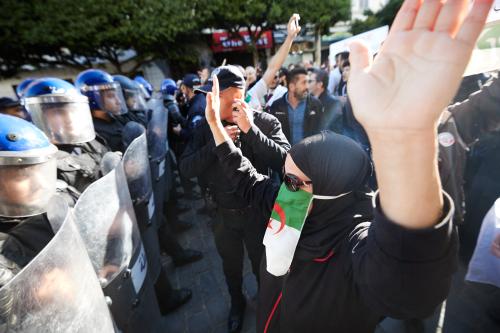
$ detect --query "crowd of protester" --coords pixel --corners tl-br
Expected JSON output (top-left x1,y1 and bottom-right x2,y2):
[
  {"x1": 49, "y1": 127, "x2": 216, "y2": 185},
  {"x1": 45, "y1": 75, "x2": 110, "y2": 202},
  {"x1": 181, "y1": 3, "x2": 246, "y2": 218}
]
[{"x1": 0, "y1": 1, "x2": 499, "y2": 332}]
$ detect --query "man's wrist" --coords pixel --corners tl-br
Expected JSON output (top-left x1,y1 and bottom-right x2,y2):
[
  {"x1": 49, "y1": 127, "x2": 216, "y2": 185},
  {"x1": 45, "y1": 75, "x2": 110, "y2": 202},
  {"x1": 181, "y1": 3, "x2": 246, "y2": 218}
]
[{"x1": 239, "y1": 122, "x2": 252, "y2": 134}]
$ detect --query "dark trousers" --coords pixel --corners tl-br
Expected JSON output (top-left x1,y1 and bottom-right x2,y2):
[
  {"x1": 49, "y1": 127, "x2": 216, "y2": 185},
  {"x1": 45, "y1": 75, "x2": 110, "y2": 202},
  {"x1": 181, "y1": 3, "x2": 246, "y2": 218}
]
[{"x1": 213, "y1": 206, "x2": 265, "y2": 309}]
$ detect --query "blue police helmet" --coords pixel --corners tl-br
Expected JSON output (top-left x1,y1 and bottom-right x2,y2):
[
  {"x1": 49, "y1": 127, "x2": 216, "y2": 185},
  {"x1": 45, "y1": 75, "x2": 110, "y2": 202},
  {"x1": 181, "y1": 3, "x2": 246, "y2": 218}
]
[
  {"x1": 134, "y1": 76, "x2": 153, "y2": 98},
  {"x1": 113, "y1": 75, "x2": 136, "y2": 91},
  {"x1": 160, "y1": 79, "x2": 177, "y2": 100},
  {"x1": 15, "y1": 78, "x2": 36, "y2": 98},
  {"x1": 75, "y1": 69, "x2": 128, "y2": 115},
  {"x1": 23, "y1": 78, "x2": 96, "y2": 145},
  {"x1": 114, "y1": 75, "x2": 148, "y2": 111},
  {"x1": 0, "y1": 114, "x2": 58, "y2": 217}
]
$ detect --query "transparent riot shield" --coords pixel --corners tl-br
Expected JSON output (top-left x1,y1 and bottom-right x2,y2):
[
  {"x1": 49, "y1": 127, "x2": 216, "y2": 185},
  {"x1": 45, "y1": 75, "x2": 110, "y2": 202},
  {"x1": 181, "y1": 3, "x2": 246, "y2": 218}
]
[
  {"x1": 0, "y1": 196, "x2": 115, "y2": 333},
  {"x1": 73, "y1": 163, "x2": 163, "y2": 332},
  {"x1": 147, "y1": 98, "x2": 168, "y2": 229},
  {"x1": 122, "y1": 127, "x2": 162, "y2": 283}
]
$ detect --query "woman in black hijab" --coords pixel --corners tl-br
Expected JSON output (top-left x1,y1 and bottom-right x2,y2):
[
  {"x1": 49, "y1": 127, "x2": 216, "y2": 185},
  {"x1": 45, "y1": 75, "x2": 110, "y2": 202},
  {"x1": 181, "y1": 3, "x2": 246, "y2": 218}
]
[{"x1": 201, "y1": 0, "x2": 490, "y2": 331}]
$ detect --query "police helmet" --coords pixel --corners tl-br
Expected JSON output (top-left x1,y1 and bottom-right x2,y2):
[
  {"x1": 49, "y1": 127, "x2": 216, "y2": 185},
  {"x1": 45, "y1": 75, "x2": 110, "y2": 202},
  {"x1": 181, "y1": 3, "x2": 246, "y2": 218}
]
[
  {"x1": 114, "y1": 75, "x2": 148, "y2": 112},
  {"x1": 75, "y1": 69, "x2": 128, "y2": 116},
  {"x1": 0, "y1": 114, "x2": 58, "y2": 217},
  {"x1": 23, "y1": 78, "x2": 96, "y2": 145}
]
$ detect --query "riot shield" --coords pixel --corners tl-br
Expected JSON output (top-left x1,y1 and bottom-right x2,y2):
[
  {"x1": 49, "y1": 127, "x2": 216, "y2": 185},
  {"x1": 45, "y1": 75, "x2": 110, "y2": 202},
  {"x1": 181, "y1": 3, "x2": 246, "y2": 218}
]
[
  {"x1": 147, "y1": 98, "x2": 169, "y2": 229},
  {"x1": 0, "y1": 196, "x2": 115, "y2": 332},
  {"x1": 122, "y1": 127, "x2": 162, "y2": 283},
  {"x1": 73, "y1": 163, "x2": 163, "y2": 332}
]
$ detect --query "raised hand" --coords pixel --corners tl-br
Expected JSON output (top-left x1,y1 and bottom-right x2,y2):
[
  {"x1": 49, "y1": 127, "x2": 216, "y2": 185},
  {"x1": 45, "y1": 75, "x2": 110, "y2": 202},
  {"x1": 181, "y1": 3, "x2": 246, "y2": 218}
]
[
  {"x1": 287, "y1": 13, "x2": 301, "y2": 39},
  {"x1": 205, "y1": 74, "x2": 221, "y2": 125},
  {"x1": 348, "y1": 0, "x2": 493, "y2": 135}
]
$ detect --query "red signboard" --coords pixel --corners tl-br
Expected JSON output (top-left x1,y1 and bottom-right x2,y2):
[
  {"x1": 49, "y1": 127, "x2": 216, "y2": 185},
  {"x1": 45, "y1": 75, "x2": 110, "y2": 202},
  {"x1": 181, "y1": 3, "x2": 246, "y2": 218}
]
[{"x1": 211, "y1": 30, "x2": 274, "y2": 53}]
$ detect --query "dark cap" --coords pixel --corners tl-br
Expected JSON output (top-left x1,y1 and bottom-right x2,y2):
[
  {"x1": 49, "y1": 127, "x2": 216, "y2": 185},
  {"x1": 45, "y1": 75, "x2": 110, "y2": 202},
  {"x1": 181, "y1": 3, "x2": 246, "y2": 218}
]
[
  {"x1": 195, "y1": 65, "x2": 245, "y2": 94},
  {"x1": 182, "y1": 74, "x2": 201, "y2": 90},
  {"x1": 0, "y1": 97, "x2": 20, "y2": 110}
]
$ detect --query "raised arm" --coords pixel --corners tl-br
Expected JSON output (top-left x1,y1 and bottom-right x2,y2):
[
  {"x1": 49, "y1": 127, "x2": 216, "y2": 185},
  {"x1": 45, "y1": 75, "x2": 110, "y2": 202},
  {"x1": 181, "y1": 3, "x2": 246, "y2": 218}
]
[
  {"x1": 206, "y1": 75, "x2": 279, "y2": 214},
  {"x1": 261, "y1": 14, "x2": 301, "y2": 86},
  {"x1": 346, "y1": 0, "x2": 493, "y2": 316},
  {"x1": 348, "y1": 0, "x2": 493, "y2": 229}
]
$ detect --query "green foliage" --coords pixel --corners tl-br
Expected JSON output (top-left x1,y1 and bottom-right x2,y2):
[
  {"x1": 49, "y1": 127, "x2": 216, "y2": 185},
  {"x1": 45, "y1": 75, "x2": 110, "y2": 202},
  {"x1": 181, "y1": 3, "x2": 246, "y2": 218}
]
[
  {"x1": 0, "y1": 0, "x2": 203, "y2": 77},
  {"x1": 284, "y1": 0, "x2": 351, "y2": 34},
  {"x1": 350, "y1": 0, "x2": 403, "y2": 35}
]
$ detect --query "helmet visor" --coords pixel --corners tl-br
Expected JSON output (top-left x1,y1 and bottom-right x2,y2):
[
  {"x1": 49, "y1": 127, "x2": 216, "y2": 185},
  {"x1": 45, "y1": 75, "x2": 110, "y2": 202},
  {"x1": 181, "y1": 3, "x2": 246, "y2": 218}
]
[
  {"x1": 26, "y1": 95, "x2": 96, "y2": 145},
  {"x1": 123, "y1": 89, "x2": 148, "y2": 112},
  {"x1": 83, "y1": 83, "x2": 128, "y2": 115},
  {"x1": 0, "y1": 159, "x2": 56, "y2": 217}
]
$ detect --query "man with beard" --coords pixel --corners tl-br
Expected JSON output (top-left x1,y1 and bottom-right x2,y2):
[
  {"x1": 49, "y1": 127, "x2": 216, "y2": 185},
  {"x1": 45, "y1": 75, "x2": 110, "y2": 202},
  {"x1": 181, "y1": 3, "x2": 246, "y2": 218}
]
[{"x1": 269, "y1": 67, "x2": 324, "y2": 145}]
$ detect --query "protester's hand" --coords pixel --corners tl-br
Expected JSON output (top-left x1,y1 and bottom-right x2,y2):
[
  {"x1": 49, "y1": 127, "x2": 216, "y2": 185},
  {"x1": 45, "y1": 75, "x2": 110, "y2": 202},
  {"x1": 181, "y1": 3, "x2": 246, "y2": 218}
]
[
  {"x1": 224, "y1": 125, "x2": 241, "y2": 142},
  {"x1": 232, "y1": 100, "x2": 254, "y2": 133},
  {"x1": 348, "y1": 0, "x2": 493, "y2": 136},
  {"x1": 491, "y1": 233, "x2": 500, "y2": 258},
  {"x1": 205, "y1": 75, "x2": 221, "y2": 125},
  {"x1": 287, "y1": 14, "x2": 301, "y2": 39},
  {"x1": 173, "y1": 124, "x2": 182, "y2": 135}
]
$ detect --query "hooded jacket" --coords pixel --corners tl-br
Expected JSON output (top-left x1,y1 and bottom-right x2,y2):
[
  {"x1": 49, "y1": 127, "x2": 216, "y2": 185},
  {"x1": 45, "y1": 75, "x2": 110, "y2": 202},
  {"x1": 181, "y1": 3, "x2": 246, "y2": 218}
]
[{"x1": 212, "y1": 132, "x2": 457, "y2": 333}]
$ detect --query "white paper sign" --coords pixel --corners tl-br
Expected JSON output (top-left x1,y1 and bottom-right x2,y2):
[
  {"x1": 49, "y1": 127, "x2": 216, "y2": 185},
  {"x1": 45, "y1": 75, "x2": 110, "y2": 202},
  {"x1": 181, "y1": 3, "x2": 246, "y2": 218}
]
[
  {"x1": 329, "y1": 26, "x2": 389, "y2": 61},
  {"x1": 464, "y1": 1, "x2": 500, "y2": 76}
]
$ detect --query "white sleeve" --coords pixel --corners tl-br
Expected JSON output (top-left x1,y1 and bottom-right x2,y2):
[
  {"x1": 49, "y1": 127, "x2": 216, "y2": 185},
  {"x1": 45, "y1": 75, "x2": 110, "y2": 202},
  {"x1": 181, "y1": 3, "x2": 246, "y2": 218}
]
[
  {"x1": 267, "y1": 85, "x2": 288, "y2": 107},
  {"x1": 247, "y1": 79, "x2": 268, "y2": 110},
  {"x1": 327, "y1": 68, "x2": 341, "y2": 94}
]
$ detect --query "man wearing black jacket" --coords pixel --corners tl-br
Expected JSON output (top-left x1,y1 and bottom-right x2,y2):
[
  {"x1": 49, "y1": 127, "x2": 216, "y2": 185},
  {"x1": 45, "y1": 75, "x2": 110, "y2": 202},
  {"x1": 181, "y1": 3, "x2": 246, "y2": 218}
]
[
  {"x1": 308, "y1": 68, "x2": 343, "y2": 133},
  {"x1": 269, "y1": 67, "x2": 324, "y2": 145},
  {"x1": 180, "y1": 65, "x2": 290, "y2": 332}
]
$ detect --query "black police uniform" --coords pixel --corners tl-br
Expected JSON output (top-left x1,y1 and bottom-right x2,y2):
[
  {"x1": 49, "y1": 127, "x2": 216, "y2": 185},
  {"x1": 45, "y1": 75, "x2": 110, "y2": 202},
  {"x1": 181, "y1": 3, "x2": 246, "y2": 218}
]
[
  {"x1": 93, "y1": 117, "x2": 125, "y2": 152},
  {"x1": 180, "y1": 111, "x2": 290, "y2": 309},
  {"x1": 0, "y1": 215, "x2": 54, "y2": 288}
]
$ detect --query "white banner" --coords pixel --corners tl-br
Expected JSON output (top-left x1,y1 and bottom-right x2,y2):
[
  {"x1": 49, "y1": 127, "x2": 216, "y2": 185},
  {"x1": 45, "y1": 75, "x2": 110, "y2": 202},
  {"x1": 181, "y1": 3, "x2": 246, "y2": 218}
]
[
  {"x1": 464, "y1": 0, "x2": 500, "y2": 76},
  {"x1": 329, "y1": 26, "x2": 389, "y2": 61}
]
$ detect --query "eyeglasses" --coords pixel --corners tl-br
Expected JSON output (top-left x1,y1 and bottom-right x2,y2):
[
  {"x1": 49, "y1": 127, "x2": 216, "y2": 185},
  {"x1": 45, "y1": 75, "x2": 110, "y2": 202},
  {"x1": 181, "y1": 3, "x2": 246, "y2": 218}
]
[
  {"x1": 307, "y1": 79, "x2": 316, "y2": 84},
  {"x1": 283, "y1": 173, "x2": 312, "y2": 192}
]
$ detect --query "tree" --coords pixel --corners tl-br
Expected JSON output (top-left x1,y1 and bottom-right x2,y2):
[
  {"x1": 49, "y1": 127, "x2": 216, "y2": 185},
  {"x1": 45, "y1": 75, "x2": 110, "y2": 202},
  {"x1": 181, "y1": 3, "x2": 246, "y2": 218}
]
[
  {"x1": 284, "y1": 0, "x2": 351, "y2": 65},
  {"x1": 203, "y1": 0, "x2": 288, "y2": 66},
  {"x1": 0, "y1": 0, "x2": 204, "y2": 78},
  {"x1": 351, "y1": 0, "x2": 403, "y2": 35}
]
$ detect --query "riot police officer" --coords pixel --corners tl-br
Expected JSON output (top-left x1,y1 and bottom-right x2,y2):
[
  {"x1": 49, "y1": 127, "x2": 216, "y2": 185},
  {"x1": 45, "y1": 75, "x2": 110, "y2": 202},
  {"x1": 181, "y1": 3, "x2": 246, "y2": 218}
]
[
  {"x1": 0, "y1": 97, "x2": 29, "y2": 120},
  {"x1": 161, "y1": 78, "x2": 193, "y2": 221},
  {"x1": 0, "y1": 113, "x2": 115, "y2": 332},
  {"x1": 0, "y1": 113, "x2": 58, "y2": 284},
  {"x1": 75, "y1": 69, "x2": 128, "y2": 152},
  {"x1": 23, "y1": 78, "x2": 110, "y2": 201},
  {"x1": 114, "y1": 75, "x2": 149, "y2": 127},
  {"x1": 15, "y1": 78, "x2": 35, "y2": 99},
  {"x1": 134, "y1": 75, "x2": 153, "y2": 101}
]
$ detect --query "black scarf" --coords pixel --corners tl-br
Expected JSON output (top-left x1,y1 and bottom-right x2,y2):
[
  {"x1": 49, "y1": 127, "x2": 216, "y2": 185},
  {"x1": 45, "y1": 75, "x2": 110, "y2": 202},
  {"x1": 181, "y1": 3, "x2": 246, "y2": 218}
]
[{"x1": 288, "y1": 131, "x2": 373, "y2": 260}]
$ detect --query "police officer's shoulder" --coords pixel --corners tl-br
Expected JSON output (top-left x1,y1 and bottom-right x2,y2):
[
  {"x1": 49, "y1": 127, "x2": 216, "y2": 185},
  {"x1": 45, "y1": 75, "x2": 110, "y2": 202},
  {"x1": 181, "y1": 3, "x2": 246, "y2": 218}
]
[{"x1": 55, "y1": 150, "x2": 82, "y2": 172}]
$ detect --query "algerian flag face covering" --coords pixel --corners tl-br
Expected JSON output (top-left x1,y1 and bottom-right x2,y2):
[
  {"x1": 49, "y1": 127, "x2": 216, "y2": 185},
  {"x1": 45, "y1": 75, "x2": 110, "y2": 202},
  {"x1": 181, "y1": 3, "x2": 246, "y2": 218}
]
[{"x1": 263, "y1": 183, "x2": 350, "y2": 276}]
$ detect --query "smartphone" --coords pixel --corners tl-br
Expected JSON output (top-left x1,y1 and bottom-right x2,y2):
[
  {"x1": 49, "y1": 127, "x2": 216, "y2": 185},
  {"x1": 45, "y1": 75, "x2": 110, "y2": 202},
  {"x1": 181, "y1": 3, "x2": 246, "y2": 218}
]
[{"x1": 294, "y1": 15, "x2": 300, "y2": 30}]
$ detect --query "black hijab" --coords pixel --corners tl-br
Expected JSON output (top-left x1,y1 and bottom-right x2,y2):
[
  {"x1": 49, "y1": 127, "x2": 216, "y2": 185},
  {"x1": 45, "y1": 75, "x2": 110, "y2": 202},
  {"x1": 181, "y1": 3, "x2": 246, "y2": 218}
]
[{"x1": 288, "y1": 131, "x2": 373, "y2": 260}]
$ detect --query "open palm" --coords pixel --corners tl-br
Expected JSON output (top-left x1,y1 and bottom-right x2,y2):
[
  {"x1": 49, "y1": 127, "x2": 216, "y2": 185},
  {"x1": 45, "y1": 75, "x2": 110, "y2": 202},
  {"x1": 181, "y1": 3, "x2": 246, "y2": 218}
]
[{"x1": 348, "y1": 0, "x2": 493, "y2": 134}]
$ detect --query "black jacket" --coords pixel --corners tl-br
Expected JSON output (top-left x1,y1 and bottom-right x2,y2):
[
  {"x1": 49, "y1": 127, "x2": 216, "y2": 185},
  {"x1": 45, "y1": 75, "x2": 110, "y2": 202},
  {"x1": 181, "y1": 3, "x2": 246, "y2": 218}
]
[
  {"x1": 439, "y1": 76, "x2": 500, "y2": 224},
  {"x1": 318, "y1": 90, "x2": 343, "y2": 133},
  {"x1": 269, "y1": 94, "x2": 325, "y2": 144},
  {"x1": 92, "y1": 117, "x2": 125, "y2": 153},
  {"x1": 179, "y1": 111, "x2": 290, "y2": 210},
  {"x1": 0, "y1": 214, "x2": 54, "y2": 287},
  {"x1": 212, "y1": 141, "x2": 457, "y2": 333}
]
